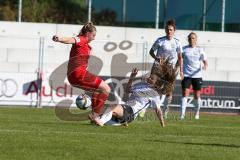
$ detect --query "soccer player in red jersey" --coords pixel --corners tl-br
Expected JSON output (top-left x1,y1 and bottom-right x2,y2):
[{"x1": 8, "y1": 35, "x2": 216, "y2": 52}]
[{"x1": 52, "y1": 22, "x2": 110, "y2": 120}]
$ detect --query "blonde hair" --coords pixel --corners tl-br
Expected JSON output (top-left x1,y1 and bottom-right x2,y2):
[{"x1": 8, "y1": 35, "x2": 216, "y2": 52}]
[{"x1": 79, "y1": 22, "x2": 96, "y2": 36}]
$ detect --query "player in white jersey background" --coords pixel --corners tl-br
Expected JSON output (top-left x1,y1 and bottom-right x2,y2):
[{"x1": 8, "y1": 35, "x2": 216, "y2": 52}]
[
  {"x1": 180, "y1": 32, "x2": 208, "y2": 119},
  {"x1": 149, "y1": 19, "x2": 183, "y2": 118}
]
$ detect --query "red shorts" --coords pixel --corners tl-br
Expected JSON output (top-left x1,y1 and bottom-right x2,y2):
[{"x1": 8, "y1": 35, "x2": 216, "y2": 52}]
[{"x1": 67, "y1": 68, "x2": 102, "y2": 91}]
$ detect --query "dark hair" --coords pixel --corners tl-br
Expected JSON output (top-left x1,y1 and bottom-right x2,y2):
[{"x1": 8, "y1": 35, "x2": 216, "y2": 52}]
[
  {"x1": 188, "y1": 32, "x2": 197, "y2": 39},
  {"x1": 79, "y1": 22, "x2": 96, "y2": 36},
  {"x1": 165, "y1": 18, "x2": 176, "y2": 30}
]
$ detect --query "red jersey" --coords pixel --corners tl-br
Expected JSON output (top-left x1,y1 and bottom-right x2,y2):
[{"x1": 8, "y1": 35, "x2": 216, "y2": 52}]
[{"x1": 67, "y1": 36, "x2": 91, "y2": 75}]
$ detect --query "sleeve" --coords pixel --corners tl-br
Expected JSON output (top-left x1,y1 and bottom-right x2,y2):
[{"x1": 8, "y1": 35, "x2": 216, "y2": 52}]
[
  {"x1": 151, "y1": 39, "x2": 159, "y2": 51},
  {"x1": 73, "y1": 36, "x2": 81, "y2": 45},
  {"x1": 176, "y1": 40, "x2": 183, "y2": 53},
  {"x1": 182, "y1": 46, "x2": 186, "y2": 58}
]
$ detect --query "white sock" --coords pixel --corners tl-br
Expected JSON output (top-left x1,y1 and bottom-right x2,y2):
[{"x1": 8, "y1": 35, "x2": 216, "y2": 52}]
[
  {"x1": 180, "y1": 97, "x2": 188, "y2": 119},
  {"x1": 99, "y1": 111, "x2": 113, "y2": 124},
  {"x1": 193, "y1": 98, "x2": 201, "y2": 118}
]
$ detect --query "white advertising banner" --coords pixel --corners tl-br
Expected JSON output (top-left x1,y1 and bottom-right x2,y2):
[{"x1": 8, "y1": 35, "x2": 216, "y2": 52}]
[
  {"x1": 0, "y1": 72, "x2": 81, "y2": 107},
  {"x1": 0, "y1": 73, "x2": 37, "y2": 106}
]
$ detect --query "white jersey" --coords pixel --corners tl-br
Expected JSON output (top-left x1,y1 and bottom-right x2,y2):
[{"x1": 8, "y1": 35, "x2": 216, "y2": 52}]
[
  {"x1": 151, "y1": 36, "x2": 183, "y2": 67},
  {"x1": 125, "y1": 82, "x2": 161, "y2": 119},
  {"x1": 182, "y1": 45, "x2": 207, "y2": 78}
]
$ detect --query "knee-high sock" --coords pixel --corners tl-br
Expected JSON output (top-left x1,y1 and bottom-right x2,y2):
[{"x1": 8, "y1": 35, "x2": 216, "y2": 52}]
[
  {"x1": 92, "y1": 92, "x2": 108, "y2": 114},
  {"x1": 91, "y1": 92, "x2": 98, "y2": 110},
  {"x1": 180, "y1": 97, "x2": 188, "y2": 118},
  {"x1": 193, "y1": 98, "x2": 201, "y2": 115}
]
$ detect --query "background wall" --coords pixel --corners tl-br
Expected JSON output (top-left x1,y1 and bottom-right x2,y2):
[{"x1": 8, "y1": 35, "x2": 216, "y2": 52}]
[{"x1": 0, "y1": 21, "x2": 240, "y2": 82}]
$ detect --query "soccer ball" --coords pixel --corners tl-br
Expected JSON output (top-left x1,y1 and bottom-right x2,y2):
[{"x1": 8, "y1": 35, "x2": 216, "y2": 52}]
[{"x1": 76, "y1": 94, "x2": 92, "y2": 110}]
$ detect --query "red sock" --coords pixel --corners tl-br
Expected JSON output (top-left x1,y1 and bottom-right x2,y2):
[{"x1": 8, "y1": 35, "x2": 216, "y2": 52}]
[
  {"x1": 92, "y1": 92, "x2": 108, "y2": 114},
  {"x1": 91, "y1": 92, "x2": 98, "y2": 111}
]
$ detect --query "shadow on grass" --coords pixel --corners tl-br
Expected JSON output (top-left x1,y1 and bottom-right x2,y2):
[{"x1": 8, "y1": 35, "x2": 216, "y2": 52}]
[
  {"x1": 146, "y1": 139, "x2": 240, "y2": 148},
  {"x1": 55, "y1": 99, "x2": 91, "y2": 121}
]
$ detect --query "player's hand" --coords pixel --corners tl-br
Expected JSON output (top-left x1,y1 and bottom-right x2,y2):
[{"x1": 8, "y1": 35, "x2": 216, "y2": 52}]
[
  {"x1": 52, "y1": 35, "x2": 59, "y2": 42},
  {"x1": 202, "y1": 65, "x2": 207, "y2": 70},
  {"x1": 130, "y1": 68, "x2": 138, "y2": 79},
  {"x1": 156, "y1": 109, "x2": 165, "y2": 127}
]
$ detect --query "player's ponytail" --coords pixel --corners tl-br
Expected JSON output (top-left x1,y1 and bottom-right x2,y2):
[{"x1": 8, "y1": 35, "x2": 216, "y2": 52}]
[
  {"x1": 79, "y1": 22, "x2": 96, "y2": 36},
  {"x1": 152, "y1": 58, "x2": 178, "y2": 95}
]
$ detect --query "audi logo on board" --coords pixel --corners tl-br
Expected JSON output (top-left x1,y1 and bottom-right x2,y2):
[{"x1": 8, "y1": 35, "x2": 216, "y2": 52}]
[{"x1": 0, "y1": 79, "x2": 18, "y2": 98}]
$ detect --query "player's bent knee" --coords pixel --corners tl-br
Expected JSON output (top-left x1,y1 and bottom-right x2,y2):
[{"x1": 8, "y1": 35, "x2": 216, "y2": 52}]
[
  {"x1": 102, "y1": 83, "x2": 111, "y2": 93},
  {"x1": 98, "y1": 81, "x2": 111, "y2": 94}
]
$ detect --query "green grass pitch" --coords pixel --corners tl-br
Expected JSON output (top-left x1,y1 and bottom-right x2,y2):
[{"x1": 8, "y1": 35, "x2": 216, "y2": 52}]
[{"x1": 0, "y1": 107, "x2": 239, "y2": 160}]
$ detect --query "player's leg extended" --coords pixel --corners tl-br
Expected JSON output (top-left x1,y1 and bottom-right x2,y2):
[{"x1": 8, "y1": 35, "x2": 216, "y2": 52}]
[{"x1": 95, "y1": 104, "x2": 124, "y2": 126}]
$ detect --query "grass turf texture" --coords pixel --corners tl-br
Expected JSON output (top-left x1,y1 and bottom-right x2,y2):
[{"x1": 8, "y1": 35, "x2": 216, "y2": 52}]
[{"x1": 0, "y1": 107, "x2": 239, "y2": 160}]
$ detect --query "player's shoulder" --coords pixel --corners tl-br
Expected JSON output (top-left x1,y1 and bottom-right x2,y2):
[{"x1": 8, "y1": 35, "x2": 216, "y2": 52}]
[
  {"x1": 183, "y1": 45, "x2": 190, "y2": 50},
  {"x1": 75, "y1": 35, "x2": 88, "y2": 44},
  {"x1": 156, "y1": 36, "x2": 167, "y2": 42},
  {"x1": 131, "y1": 82, "x2": 145, "y2": 89},
  {"x1": 196, "y1": 45, "x2": 203, "y2": 49},
  {"x1": 173, "y1": 37, "x2": 180, "y2": 41},
  {"x1": 196, "y1": 46, "x2": 205, "y2": 52},
  {"x1": 173, "y1": 37, "x2": 181, "y2": 44}
]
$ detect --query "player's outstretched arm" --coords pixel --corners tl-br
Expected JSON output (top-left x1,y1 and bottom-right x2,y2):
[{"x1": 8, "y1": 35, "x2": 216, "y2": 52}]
[
  {"x1": 155, "y1": 108, "x2": 165, "y2": 127},
  {"x1": 52, "y1": 35, "x2": 75, "y2": 44},
  {"x1": 125, "y1": 68, "x2": 138, "y2": 95}
]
